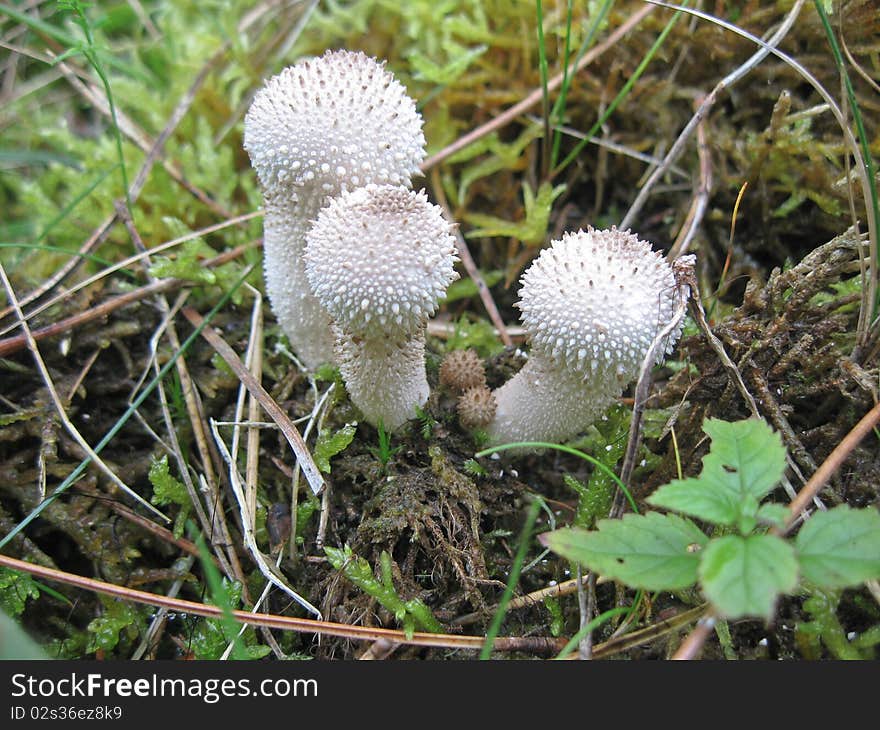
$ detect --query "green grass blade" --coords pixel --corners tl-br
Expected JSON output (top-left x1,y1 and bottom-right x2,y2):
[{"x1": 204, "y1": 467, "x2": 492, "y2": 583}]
[
  {"x1": 476, "y1": 441, "x2": 639, "y2": 513},
  {"x1": 812, "y1": 0, "x2": 879, "y2": 313},
  {"x1": 535, "y1": 0, "x2": 551, "y2": 179},
  {"x1": 480, "y1": 497, "x2": 542, "y2": 659},
  {"x1": 191, "y1": 525, "x2": 249, "y2": 660},
  {"x1": 0, "y1": 265, "x2": 255, "y2": 551},
  {"x1": 553, "y1": 2, "x2": 684, "y2": 175}
]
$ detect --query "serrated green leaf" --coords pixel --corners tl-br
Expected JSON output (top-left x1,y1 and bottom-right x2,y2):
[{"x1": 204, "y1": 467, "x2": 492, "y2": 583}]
[
  {"x1": 647, "y1": 418, "x2": 786, "y2": 527},
  {"x1": 756, "y1": 503, "x2": 789, "y2": 528},
  {"x1": 795, "y1": 505, "x2": 880, "y2": 589},
  {"x1": 698, "y1": 534, "x2": 798, "y2": 620},
  {"x1": 148, "y1": 456, "x2": 188, "y2": 506},
  {"x1": 314, "y1": 423, "x2": 357, "y2": 473},
  {"x1": 540, "y1": 513, "x2": 708, "y2": 591},
  {"x1": 0, "y1": 567, "x2": 40, "y2": 617}
]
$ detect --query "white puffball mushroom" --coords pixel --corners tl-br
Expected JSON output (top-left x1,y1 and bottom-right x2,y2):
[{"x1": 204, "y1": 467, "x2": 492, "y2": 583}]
[
  {"x1": 305, "y1": 184, "x2": 459, "y2": 429},
  {"x1": 243, "y1": 49, "x2": 426, "y2": 369},
  {"x1": 487, "y1": 227, "x2": 682, "y2": 445}
]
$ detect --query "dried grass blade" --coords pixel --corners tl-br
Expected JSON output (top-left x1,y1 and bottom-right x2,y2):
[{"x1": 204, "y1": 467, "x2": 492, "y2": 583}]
[{"x1": 181, "y1": 306, "x2": 324, "y2": 496}]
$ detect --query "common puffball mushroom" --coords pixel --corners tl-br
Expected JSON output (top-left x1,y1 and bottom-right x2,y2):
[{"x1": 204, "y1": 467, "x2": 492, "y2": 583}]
[
  {"x1": 304, "y1": 184, "x2": 459, "y2": 430},
  {"x1": 487, "y1": 227, "x2": 683, "y2": 445},
  {"x1": 243, "y1": 49, "x2": 426, "y2": 368}
]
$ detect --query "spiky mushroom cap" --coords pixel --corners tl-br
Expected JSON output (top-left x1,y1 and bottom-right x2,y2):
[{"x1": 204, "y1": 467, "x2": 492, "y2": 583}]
[
  {"x1": 517, "y1": 227, "x2": 680, "y2": 380},
  {"x1": 243, "y1": 50, "x2": 427, "y2": 370},
  {"x1": 243, "y1": 49, "x2": 425, "y2": 201},
  {"x1": 304, "y1": 185, "x2": 459, "y2": 338},
  {"x1": 304, "y1": 184, "x2": 458, "y2": 430},
  {"x1": 487, "y1": 228, "x2": 682, "y2": 446}
]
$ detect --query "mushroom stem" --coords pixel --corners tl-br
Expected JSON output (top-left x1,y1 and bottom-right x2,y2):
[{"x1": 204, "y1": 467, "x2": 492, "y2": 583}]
[
  {"x1": 488, "y1": 353, "x2": 620, "y2": 445},
  {"x1": 261, "y1": 196, "x2": 335, "y2": 368},
  {"x1": 333, "y1": 326, "x2": 429, "y2": 431}
]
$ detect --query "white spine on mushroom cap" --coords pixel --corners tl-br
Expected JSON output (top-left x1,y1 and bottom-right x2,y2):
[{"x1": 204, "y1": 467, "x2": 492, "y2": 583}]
[
  {"x1": 305, "y1": 184, "x2": 459, "y2": 429},
  {"x1": 488, "y1": 227, "x2": 682, "y2": 445},
  {"x1": 243, "y1": 49, "x2": 426, "y2": 368}
]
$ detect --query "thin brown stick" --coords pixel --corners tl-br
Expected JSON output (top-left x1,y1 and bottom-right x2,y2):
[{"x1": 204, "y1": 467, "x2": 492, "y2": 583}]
[
  {"x1": 0, "y1": 212, "x2": 262, "y2": 336},
  {"x1": 783, "y1": 399, "x2": 880, "y2": 532},
  {"x1": 181, "y1": 307, "x2": 324, "y2": 496},
  {"x1": 72, "y1": 485, "x2": 211, "y2": 565},
  {"x1": 430, "y1": 167, "x2": 512, "y2": 346},
  {"x1": 0, "y1": 213, "x2": 115, "y2": 325},
  {"x1": 0, "y1": 278, "x2": 184, "y2": 358},
  {"x1": 0, "y1": 552, "x2": 693, "y2": 657},
  {"x1": 420, "y1": 5, "x2": 655, "y2": 172},
  {"x1": 670, "y1": 610, "x2": 716, "y2": 660},
  {"x1": 0, "y1": 553, "x2": 560, "y2": 654}
]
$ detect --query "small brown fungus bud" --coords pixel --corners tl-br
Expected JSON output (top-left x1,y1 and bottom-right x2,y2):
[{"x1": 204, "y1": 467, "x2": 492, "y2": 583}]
[
  {"x1": 457, "y1": 385, "x2": 497, "y2": 430},
  {"x1": 439, "y1": 349, "x2": 486, "y2": 393}
]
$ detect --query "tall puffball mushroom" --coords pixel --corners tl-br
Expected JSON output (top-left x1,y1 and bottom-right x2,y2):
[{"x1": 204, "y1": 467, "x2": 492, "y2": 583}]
[
  {"x1": 487, "y1": 227, "x2": 683, "y2": 445},
  {"x1": 305, "y1": 184, "x2": 459, "y2": 430},
  {"x1": 243, "y1": 50, "x2": 426, "y2": 368}
]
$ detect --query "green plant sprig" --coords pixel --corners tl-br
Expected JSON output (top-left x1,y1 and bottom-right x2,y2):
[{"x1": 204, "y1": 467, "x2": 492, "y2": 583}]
[
  {"x1": 55, "y1": 1, "x2": 132, "y2": 215},
  {"x1": 324, "y1": 546, "x2": 443, "y2": 637},
  {"x1": 552, "y1": 1, "x2": 685, "y2": 177},
  {"x1": 475, "y1": 441, "x2": 638, "y2": 513},
  {"x1": 542, "y1": 418, "x2": 880, "y2": 621}
]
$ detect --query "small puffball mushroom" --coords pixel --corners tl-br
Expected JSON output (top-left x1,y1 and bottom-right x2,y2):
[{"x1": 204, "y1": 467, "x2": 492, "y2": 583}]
[
  {"x1": 305, "y1": 184, "x2": 459, "y2": 429},
  {"x1": 244, "y1": 49, "x2": 426, "y2": 368},
  {"x1": 457, "y1": 386, "x2": 497, "y2": 430},
  {"x1": 439, "y1": 349, "x2": 486, "y2": 393},
  {"x1": 487, "y1": 227, "x2": 682, "y2": 445}
]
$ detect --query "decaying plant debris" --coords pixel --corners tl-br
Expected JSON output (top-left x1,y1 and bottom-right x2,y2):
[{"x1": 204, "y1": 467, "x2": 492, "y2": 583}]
[{"x1": 0, "y1": 1, "x2": 878, "y2": 659}]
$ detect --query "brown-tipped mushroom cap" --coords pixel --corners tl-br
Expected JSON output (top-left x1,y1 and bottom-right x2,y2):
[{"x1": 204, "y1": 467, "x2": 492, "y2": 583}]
[
  {"x1": 457, "y1": 385, "x2": 497, "y2": 430},
  {"x1": 488, "y1": 228, "x2": 683, "y2": 445},
  {"x1": 244, "y1": 49, "x2": 425, "y2": 199},
  {"x1": 304, "y1": 184, "x2": 459, "y2": 430},
  {"x1": 242, "y1": 50, "x2": 426, "y2": 369}
]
